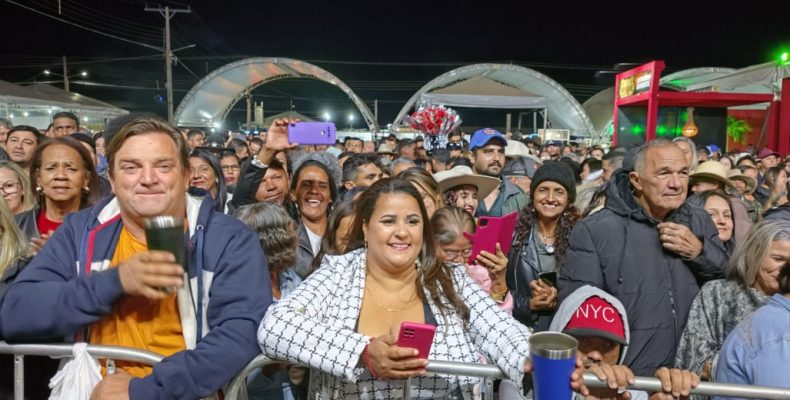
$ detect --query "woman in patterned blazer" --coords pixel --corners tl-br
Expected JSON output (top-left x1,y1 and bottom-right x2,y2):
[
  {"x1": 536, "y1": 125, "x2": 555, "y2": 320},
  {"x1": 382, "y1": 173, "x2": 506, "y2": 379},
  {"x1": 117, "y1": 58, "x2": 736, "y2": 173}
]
[{"x1": 258, "y1": 178, "x2": 595, "y2": 399}]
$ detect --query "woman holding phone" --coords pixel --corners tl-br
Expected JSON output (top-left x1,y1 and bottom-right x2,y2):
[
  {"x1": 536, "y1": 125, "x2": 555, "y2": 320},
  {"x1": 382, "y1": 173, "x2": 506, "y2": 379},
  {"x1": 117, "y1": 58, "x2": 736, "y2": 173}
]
[
  {"x1": 259, "y1": 178, "x2": 600, "y2": 399},
  {"x1": 507, "y1": 161, "x2": 580, "y2": 331}
]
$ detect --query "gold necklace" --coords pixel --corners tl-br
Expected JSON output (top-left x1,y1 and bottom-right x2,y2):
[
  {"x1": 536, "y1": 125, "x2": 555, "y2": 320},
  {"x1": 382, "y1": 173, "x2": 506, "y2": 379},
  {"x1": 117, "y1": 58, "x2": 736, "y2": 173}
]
[
  {"x1": 364, "y1": 285, "x2": 418, "y2": 313},
  {"x1": 537, "y1": 228, "x2": 555, "y2": 244}
]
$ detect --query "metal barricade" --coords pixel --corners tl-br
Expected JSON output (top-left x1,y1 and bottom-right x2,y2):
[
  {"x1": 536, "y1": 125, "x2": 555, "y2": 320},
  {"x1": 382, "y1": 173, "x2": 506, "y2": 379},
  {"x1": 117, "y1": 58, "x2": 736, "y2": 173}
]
[
  {"x1": 0, "y1": 341, "x2": 164, "y2": 400},
  {"x1": 5, "y1": 343, "x2": 790, "y2": 400},
  {"x1": 226, "y1": 354, "x2": 790, "y2": 400}
]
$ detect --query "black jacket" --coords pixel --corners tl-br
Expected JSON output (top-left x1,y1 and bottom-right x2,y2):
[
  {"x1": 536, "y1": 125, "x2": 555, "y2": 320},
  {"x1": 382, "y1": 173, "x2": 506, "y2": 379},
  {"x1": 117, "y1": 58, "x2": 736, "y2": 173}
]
[
  {"x1": 764, "y1": 204, "x2": 790, "y2": 221},
  {"x1": 558, "y1": 169, "x2": 728, "y2": 376},
  {"x1": 506, "y1": 227, "x2": 557, "y2": 331}
]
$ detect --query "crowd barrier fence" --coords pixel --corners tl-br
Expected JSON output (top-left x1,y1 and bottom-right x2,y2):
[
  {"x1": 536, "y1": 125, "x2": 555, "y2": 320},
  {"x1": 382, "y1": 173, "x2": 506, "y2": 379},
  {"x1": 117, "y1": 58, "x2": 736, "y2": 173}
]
[{"x1": 4, "y1": 342, "x2": 790, "y2": 400}]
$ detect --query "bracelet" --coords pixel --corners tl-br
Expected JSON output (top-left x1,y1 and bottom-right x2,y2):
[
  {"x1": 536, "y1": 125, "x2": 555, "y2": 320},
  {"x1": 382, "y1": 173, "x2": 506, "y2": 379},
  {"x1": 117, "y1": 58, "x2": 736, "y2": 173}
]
[{"x1": 363, "y1": 340, "x2": 379, "y2": 379}]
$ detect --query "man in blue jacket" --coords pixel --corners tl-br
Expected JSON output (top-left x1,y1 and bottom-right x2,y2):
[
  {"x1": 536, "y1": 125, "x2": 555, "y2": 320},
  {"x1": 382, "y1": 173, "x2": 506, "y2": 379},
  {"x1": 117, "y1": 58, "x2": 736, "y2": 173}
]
[{"x1": 0, "y1": 116, "x2": 272, "y2": 399}]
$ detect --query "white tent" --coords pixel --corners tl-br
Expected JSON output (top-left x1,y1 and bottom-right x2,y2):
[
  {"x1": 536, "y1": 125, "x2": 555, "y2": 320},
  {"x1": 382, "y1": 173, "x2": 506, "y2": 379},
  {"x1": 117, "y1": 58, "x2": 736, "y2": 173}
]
[
  {"x1": 0, "y1": 80, "x2": 128, "y2": 129},
  {"x1": 394, "y1": 63, "x2": 595, "y2": 136},
  {"x1": 421, "y1": 76, "x2": 548, "y2": 109}
]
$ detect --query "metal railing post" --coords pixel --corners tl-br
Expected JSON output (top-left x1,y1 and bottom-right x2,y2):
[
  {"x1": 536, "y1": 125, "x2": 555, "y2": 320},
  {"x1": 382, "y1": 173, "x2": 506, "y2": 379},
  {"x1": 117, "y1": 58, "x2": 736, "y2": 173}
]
[{"x1": 13, "y1": 354, "x2": 23, "y2": 400}]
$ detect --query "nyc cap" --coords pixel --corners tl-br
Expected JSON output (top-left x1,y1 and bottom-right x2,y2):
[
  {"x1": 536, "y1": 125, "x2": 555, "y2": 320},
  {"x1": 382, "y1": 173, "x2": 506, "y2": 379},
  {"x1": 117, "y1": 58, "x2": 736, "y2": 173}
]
[{"x1": 563, "y1": 296, "x2": 627, "y2": 345}]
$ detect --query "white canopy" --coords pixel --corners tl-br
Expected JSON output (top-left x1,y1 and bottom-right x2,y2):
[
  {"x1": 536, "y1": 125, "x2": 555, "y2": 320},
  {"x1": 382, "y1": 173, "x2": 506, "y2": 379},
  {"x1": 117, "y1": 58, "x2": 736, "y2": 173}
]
[
  {"x1": 421, "y1": 76, "x2": 548, "y2": 109},
  {"x1": 394, "y1": 63, "x2": 595, "y2": 136}
]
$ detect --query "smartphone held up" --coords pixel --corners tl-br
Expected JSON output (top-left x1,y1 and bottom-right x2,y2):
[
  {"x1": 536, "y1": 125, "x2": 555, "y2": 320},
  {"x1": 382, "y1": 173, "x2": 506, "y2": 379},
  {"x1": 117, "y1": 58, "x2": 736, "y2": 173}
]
[{"x1": 287, "y1": 122, "x2": 337, "y2": 145}]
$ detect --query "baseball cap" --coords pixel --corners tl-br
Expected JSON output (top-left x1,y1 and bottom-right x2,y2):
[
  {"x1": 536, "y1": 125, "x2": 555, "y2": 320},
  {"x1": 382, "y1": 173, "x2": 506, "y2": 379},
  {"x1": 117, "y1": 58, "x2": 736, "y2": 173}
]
[
  {"x1": 563, "y1": 296, "x2": 627, "y2": 345},
  {"x1": 502, "y1": 156, "x2": 540, "y2": 178},
  {"x1": 544, "y1": 140, "x2": 563, "y2": 147},
  {"x1": 469, "y1": 128, "x2": 507, "y2": 151}
]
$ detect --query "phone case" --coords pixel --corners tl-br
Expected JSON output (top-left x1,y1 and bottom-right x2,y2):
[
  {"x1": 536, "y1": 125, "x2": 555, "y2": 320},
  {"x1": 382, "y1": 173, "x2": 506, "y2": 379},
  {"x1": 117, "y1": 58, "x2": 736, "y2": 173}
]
[
  {"x1": 397, "y1": 322, "x2": 436, "y2": 359},
  {"x1": 538, "y1": 271, "x2": 558, "y2": 287},
  {"x1": 287, "y1": 122, "x2": 336, "y2": 145},
  {"x1": 462, "y1": 211, "x2": 519, "y2": 264}
]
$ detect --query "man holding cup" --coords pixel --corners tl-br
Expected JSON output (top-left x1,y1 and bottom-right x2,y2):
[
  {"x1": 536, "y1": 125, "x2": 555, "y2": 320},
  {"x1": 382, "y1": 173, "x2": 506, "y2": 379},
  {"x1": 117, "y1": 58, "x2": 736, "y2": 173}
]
[{"x1": 0, "y1": 116, "x2": 271, "y2": 399}]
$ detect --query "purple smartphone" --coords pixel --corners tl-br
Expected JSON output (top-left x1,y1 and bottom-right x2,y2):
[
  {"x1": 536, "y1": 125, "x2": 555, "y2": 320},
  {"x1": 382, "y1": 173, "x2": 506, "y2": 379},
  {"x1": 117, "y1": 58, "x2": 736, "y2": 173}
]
[
  {"x1": 287, "y1": 122, "x2": 336, "y2": 145},
  {"x1": 397, "y1": 321, "x2": 436, "y2": 359}
]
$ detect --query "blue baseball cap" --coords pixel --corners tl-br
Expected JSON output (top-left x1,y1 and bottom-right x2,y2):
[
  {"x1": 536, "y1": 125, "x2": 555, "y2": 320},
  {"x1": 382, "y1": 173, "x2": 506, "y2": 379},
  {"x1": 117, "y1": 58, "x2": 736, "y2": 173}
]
[
  {"x1": 469, "y1": 128, "x2": 507, "y2": 151},
  {"x1": 706, "y1": 144, "x2": 721, "y2": 154}
]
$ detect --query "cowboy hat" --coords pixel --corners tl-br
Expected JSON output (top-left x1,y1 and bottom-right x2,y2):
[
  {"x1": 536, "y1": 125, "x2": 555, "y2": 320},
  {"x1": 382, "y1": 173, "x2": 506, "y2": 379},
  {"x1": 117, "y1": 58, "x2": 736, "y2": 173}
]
[
  {"x1": 690, "y1": 161, "x2": 735, "y2": 190},
  {"x1": 433, "y1": 166, "x2": 500, "y2": 199},
  {"x1": 727, "y1": 169, "x2": 757, "y2": 194}
]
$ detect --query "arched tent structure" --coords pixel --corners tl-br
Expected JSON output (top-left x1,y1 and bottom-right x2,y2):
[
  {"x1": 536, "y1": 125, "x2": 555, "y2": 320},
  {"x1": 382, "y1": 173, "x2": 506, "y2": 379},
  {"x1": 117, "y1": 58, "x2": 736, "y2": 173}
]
[
  {"x1": 175, "y1": 57, "x2": 378, "y2": 131},
  {"x1": 582, "y1": 67, "x2": 739, "y2": 141},
  {"x1": 392, "y1": 63, "x2": 595, "y2": 137}
]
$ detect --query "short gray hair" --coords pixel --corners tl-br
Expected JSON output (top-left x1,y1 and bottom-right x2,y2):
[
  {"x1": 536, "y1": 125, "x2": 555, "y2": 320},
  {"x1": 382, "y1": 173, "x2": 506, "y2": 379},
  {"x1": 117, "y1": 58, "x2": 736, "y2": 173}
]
[
  {"x1": 728, "y1": 219, "x2": 790, "y2": 288},
  {"x1": 391, "y1": 157, "x2": 416, "y2": 170},
  {"x1": 672, "y1": 136, "x2": 698, "y2": 170},
  {"x1": 633, "y1": 139, "x2": 676, "y2": 174}
]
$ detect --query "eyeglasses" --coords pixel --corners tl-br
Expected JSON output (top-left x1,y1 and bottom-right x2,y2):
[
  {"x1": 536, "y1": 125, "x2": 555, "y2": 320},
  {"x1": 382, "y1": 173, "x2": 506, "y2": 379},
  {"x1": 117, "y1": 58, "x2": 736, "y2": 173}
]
[
  {"x1": 220, "y1": 165, "x2": 240, "y2": 172},
  {"x1": 0, "y1": 181, "x2": 20, "y2": 195},
  {"x1": 443, "y1": 247, "x2": 472, "y2": 261}
]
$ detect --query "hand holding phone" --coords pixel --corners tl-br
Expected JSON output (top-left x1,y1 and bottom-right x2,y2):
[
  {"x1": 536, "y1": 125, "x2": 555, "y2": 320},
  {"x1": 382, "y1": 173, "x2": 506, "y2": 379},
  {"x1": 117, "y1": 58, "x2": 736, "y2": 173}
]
[
  {"x1": 538, "y1": 271, "x2": 557, "y2": 287},
  {"x1": 397, "y1": 322, "x2": 436, "y2": 359}
]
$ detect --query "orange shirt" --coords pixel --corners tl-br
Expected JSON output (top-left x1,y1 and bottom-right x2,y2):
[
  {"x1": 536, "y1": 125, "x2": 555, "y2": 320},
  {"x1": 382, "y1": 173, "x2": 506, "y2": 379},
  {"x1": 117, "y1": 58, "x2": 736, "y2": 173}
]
[{"x1": 89, "y1": 226, "x2": 186, "y2": 378}]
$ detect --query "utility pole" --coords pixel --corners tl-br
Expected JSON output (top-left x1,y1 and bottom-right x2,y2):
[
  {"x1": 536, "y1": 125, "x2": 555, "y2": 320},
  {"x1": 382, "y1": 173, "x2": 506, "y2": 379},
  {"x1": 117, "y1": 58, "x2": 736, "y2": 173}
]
[
  {"x1": 145, "y1": 5, "x2": 191, "y2": 124},
  {"x1": 62, "y1": 55, "x2": 69, "y2": 93}
]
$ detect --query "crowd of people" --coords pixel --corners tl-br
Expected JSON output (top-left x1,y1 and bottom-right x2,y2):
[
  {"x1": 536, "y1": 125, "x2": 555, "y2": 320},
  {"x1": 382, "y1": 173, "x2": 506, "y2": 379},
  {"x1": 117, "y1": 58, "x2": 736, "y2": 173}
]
[{"x1": 0, "y1": 111, "x2": 789, "y2": 400}]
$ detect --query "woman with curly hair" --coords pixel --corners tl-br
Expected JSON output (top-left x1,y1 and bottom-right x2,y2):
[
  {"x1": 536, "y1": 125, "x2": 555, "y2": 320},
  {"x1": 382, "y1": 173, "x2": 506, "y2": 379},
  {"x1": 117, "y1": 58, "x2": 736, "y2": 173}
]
[{"x1": 507, "y1": 161, "x2": 580, "y2": 331}]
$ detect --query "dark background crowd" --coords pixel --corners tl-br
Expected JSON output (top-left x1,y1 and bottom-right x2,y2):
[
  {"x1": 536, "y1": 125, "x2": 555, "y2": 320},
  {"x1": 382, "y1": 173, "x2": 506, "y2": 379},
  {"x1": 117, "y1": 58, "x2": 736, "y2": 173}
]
[{"x1": 1, "y1": 112, "x2": 790, "y2": 400}]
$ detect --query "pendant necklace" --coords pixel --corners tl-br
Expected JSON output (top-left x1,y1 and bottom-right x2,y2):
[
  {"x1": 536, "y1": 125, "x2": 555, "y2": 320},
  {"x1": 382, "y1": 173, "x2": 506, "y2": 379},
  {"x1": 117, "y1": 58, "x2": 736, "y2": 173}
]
[{"x1": 538, "y1": 228, "x2": 556, "y2": 255}]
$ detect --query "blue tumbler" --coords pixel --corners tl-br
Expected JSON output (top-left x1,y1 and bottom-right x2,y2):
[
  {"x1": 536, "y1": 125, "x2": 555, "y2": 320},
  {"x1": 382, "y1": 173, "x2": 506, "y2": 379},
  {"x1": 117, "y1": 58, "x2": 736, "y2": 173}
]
[{"x1": 529, "y1": 331, "x2": 578, "y2": 400}]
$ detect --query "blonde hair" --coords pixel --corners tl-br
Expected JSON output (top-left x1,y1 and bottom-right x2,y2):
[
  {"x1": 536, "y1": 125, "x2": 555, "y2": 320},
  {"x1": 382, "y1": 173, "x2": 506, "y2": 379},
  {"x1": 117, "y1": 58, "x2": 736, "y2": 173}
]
[
  {"x1": 0, "y1": 161, "x2": 36, "y2": 213},
  {"x1": 0, "y1": 200, "x2": 27, "y2": 274}
]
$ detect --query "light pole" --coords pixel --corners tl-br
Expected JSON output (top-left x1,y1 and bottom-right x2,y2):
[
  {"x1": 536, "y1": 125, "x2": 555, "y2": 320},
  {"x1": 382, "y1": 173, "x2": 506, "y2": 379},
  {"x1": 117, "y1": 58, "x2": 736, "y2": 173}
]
[
  {"x1": 348, "y1": 113, "x2": 355, "y2": 130},
  {"x1": 42, "y1": 69, "x2": 88, "y2": 93}
]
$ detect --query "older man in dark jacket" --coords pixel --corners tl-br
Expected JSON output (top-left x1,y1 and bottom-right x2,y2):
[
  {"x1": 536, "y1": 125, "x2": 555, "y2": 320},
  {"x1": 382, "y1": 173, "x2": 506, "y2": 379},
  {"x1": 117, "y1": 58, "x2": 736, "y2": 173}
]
[{"x1": 559, "y1": 140, "x2": 728, "y2": 377}]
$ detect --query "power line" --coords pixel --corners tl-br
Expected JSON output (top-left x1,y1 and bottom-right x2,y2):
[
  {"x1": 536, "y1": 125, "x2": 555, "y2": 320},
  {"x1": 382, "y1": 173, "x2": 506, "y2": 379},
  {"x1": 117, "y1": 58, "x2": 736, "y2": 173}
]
[{"x1": 5, "y1": 0, "x2": 162, "y2": 51}]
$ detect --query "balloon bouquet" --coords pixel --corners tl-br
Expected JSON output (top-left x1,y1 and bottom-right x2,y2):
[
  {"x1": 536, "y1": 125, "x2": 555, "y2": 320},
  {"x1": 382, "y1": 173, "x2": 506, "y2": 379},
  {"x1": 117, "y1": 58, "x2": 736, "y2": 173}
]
[{"x1": 403, "y1": 105, "x2": 462, "y2": 151}]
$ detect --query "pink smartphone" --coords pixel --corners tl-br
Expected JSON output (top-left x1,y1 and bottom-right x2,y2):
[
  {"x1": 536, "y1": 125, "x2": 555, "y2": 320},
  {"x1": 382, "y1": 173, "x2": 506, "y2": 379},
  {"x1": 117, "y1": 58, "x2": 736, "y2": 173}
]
[
  {"x1": 463, "y1": 211, "x2": 519, "y2": 264},
  {"x1": 397, "y1": 321, "x2": 436, "y2": 359},
  {"x1": 287, "y1": 122, "x2": 336, "y2": 145}
]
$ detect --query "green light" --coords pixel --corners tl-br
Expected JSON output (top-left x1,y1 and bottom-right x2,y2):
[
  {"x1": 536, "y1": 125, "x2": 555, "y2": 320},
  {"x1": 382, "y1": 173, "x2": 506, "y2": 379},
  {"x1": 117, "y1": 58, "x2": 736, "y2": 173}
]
[
  {"x1": 656, "y1": 125, "x2": 668, "y2": 136},
  {"x1": 631, "y1": 124, "x2": 644, "y2": 135},
  {"x1": 782, "y1": 52, "x2": 789, "y2": 64}
]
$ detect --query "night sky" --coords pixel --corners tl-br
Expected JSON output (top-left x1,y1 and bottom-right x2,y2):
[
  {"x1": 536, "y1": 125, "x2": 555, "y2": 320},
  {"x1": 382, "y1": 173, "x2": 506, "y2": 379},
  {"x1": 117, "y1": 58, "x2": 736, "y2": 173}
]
[{"x1": 2, "y1": 0, "x2": 789, "y2": 131}]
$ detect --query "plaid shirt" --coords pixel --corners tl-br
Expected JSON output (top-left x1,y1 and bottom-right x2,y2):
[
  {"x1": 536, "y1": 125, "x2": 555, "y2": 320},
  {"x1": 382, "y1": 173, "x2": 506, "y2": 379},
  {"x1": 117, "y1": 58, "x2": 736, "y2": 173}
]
[{"x1": 258, "y1": 248, "x2": 531, "y2": 399}]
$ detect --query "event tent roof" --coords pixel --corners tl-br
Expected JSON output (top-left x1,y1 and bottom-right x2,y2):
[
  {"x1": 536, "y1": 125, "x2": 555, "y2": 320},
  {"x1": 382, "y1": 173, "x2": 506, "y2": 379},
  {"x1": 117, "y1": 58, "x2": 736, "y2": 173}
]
[
  {"x1": 393, "y1": 63, "x2": 595, "y2": 137},
  {"x1": 421, "y1": 76, "x2": 547, "y2": 109},
  {"x1": 174, "y1": 57, "x2": 378, "y2": 131}
]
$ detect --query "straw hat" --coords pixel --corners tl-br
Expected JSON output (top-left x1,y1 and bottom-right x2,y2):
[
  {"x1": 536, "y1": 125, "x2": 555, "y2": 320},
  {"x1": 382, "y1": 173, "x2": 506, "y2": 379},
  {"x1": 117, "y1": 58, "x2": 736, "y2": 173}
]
[
  {"x1": 376, "y1": 142, "x2": 396, "y2": 155},
  {"x1": 505, "y1": 139, "x2": 543, "y2": 165},
  {"x1": 727, "y1": 169, "x2": 757, "y2": 194},
  {"x1": 433, "y1": 166, "x2": 500, "y2": 199},
  {"x1": 690, "y1": 161, "x2": 735, "y2": 190}
]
